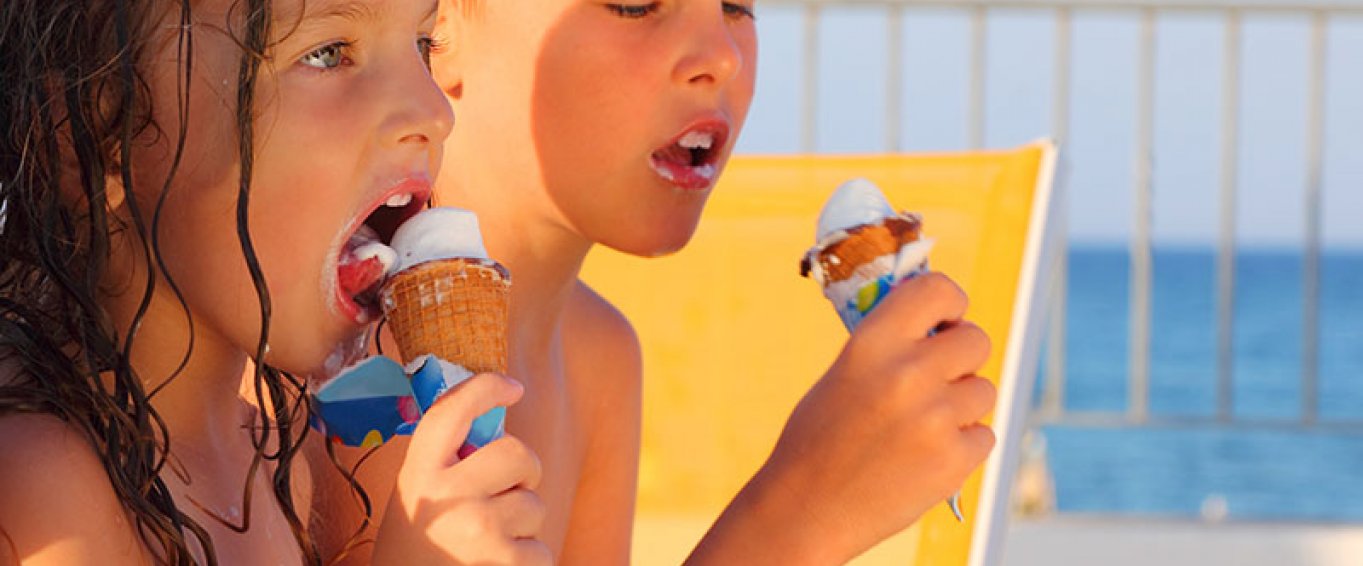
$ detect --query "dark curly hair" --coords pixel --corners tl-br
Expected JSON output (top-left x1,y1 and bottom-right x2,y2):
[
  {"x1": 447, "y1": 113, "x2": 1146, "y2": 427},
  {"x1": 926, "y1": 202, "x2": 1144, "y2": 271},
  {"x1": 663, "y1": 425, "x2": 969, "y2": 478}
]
[{"x1": 0, "y1": 1, "x2": 369, "y2": 563}]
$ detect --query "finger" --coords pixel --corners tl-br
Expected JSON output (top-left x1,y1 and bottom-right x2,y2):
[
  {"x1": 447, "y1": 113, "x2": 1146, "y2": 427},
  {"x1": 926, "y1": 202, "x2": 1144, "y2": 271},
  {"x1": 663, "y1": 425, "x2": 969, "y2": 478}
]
[
  {"x1": 406, "y1": 372, "x2": 524, "y2": 472},
  {"x1": 452, "y1": 435, "x2": 543, "y2": 495},
  {"x1": 921, "y1": 321, "x2": 991, "y2": 379},
  {"x1": 859, "y1": 272, "x2": 968, "y2": 340},
  {"x1": 945, "y1": 375, "x2": 997, "y2": 425},
  {"x1": 492, "y1": 487, "x2": 547, "y2": 539},
  {"x1": 957, "y1": 423, "x2": 997, "y2": 467}
]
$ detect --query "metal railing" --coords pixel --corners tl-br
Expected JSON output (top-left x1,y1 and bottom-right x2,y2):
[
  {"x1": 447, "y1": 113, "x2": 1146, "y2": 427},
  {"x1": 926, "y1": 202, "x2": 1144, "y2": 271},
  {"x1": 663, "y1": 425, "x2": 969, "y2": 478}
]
[{"x1": 760, "y1": 0, "x2": 1363, "y2": 433}]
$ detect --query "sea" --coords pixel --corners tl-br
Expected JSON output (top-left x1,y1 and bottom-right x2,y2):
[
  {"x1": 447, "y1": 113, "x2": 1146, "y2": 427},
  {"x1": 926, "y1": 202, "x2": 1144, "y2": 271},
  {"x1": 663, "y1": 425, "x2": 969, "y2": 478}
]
[{"x1": 1039, "y1": 245, "x2": 1363, "y2": 522}]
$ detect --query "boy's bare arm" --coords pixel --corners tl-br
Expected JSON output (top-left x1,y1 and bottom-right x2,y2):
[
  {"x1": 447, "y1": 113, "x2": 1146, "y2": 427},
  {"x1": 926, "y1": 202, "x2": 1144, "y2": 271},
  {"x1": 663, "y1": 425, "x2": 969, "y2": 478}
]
[
  {"x1": 559, "y1": 282, "x2": 643, "y2": 565},
  {"x1": 687, "y1": 273, "x2": 997, "y2": 564},
  {"x1": 0, "y1": 414, "x2": 150, "y2": 565}
]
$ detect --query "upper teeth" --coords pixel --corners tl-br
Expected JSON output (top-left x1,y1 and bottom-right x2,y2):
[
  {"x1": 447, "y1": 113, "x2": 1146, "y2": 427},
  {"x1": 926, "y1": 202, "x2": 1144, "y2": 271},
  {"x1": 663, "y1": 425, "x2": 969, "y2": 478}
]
[
  {"x1": 385, "y1": 193, "x2": 413, "y2": 208},
  {"x1": 679, "y1": 131, "x2": 714, "y2": 150}
]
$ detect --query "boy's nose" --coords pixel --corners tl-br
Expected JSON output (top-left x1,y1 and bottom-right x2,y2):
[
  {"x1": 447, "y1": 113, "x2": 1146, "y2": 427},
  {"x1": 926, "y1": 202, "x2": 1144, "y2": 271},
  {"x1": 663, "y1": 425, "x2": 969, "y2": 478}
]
[{"x1": 672, "y1": 12, "x2": 744, "y2": 89}]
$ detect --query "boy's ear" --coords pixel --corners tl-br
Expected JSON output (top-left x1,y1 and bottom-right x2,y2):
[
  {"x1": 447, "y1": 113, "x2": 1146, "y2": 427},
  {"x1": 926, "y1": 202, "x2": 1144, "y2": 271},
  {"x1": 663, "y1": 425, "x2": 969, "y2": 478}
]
[{"x1": 431, "y1": 3, "x2": 466, "y2": 100}]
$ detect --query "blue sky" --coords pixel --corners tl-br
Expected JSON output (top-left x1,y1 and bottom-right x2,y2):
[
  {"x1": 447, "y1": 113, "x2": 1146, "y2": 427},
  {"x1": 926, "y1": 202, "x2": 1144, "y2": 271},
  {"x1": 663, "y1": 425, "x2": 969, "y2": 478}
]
[{"x1": 735, "y1": 6, "x2": 1363, "y2": 249}]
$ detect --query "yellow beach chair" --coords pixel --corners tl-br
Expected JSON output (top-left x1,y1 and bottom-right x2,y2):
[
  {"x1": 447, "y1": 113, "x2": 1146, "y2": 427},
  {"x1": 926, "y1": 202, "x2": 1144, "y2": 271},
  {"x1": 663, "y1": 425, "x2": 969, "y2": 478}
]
[{"x1": 580, "y1": 140, "x2": 1061, "y2": 565}]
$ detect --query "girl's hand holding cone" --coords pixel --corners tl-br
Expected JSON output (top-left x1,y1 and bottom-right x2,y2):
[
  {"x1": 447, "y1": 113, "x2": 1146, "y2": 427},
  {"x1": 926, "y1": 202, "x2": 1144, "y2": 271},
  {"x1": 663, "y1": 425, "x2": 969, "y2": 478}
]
[{"x1": 372, "y1": 372, "x2": 550, "y2": 566}]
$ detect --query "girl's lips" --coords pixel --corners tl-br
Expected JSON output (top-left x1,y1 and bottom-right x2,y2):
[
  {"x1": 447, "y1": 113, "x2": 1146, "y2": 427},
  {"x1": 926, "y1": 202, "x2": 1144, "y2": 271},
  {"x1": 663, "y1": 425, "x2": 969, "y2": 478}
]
[
  {"x1": 649, "y1": 118, "x2": 731, "y2": 191},
  {"x1": 334, "y1": 177, "x2": 432, "y2": 325}
]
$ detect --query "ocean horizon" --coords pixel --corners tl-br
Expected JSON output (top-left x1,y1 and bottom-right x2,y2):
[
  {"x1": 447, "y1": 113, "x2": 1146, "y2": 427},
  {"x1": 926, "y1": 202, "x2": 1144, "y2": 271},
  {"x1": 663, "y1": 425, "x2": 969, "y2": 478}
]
[{"x1": 1041, "y1": 244, "x2": 1363, "y2": 521}]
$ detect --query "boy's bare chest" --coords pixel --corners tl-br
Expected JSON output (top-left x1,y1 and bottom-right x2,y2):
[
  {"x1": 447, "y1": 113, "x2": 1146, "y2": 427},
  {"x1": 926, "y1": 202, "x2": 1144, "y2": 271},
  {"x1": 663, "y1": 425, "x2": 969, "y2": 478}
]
[{"x1": 507, "y1": 361, "x2": 589, "y2": 550}]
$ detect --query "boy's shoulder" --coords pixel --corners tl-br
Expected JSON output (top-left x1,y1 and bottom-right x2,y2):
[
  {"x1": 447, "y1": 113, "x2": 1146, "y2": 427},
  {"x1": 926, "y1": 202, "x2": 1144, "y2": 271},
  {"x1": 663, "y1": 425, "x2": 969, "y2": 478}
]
[
  {"x1": 565, "y1": 281, "x2": 641, "y2": 359},
  {"x1": 0, "y1": 402, "x2": 148, "y2": 562},
  {"x1": 564, "y1": 281, "x2": 642, "y2": 386}
]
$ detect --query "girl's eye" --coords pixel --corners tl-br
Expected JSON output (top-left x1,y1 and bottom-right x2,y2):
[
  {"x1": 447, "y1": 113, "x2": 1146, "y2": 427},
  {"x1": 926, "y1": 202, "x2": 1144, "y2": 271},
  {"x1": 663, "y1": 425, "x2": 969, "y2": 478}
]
[
  {"x1": 723, "y1": 2, "x2": 756, "y2": 20},
  {"x1": 606, "y1": 2, "x2": 659, "y2": 19},
  {"x1": 300, "y1": 42, "x2": 350, "y2": 70}
]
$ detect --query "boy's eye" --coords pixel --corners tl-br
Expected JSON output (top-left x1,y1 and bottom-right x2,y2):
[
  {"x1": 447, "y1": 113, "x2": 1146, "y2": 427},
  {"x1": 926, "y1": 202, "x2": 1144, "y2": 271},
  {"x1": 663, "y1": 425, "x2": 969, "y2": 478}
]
[
  {"x1": 300, "y1": 42, "x2": 350, "y2": 70},
  {"x1": 418, "y1": 35, "x2": 447, "y2": 68},
  {"x1": 723, "y1": 2, "x2": 756, "y2": 20},
  {"x1": 606, "y1": 2, "x2": 660, "y2": 19}
]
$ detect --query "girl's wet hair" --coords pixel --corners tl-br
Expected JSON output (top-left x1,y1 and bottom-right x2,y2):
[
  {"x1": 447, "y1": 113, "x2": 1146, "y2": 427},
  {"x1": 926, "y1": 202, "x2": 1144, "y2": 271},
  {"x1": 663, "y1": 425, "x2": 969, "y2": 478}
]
[{"x1": 0, "y1": 1, "x2": 371, "y2": 563}]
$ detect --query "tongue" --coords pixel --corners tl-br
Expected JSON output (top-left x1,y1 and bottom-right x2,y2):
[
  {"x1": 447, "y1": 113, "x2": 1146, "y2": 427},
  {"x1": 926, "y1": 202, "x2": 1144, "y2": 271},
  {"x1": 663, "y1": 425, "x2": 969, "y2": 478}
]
[
  {"x1": 338, "y1": 254, "x2": 385, "y2": 299},
  {"x1": 653, "y1": 143, "x2": 693, "y2": 167},
  {"x1": 338, "y1": 226, "x2": 397, "y2": 300}
]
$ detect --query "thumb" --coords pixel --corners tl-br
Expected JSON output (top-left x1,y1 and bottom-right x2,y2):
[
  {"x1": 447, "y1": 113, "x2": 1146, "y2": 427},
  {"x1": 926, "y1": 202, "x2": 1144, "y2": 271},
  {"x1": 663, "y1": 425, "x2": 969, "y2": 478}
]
[{"x1": 404, "y1": 372, "x2": 524, "y2": 472}]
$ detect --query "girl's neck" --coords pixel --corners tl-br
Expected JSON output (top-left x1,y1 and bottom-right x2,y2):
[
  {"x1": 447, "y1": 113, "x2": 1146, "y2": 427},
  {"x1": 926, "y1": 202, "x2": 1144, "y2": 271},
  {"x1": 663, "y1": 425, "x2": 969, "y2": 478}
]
[{"x1": 99, "y1": 260, "x2": 255, "y2": 443}]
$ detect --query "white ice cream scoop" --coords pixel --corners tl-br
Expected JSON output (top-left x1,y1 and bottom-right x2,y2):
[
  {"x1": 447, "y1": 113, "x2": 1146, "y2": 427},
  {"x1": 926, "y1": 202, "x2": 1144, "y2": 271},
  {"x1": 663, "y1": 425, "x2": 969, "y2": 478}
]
[
  {"x1": 816, "y1": 178, "x2": 897, "y2": 242},
  {"x1": 389, "y1": 207, "x2": 490, "y2": 273}
]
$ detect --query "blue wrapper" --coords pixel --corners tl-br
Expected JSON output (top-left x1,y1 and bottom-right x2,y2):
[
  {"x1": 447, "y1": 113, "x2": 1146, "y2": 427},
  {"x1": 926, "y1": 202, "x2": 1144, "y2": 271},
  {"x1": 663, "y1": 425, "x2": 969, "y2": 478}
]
[
  {"x1": 834, "y1": 263, "x2": 931, "y2": 332},
  {"x1": 311, "y1": 355, "x2": 505, "y2": 449}
]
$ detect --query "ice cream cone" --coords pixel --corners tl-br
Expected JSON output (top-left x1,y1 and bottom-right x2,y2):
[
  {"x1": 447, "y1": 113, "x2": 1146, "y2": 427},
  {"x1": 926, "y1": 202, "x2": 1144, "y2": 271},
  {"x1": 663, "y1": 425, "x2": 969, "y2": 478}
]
[
  {"x1": 802, "y1": 215, "x2": 922, "y2": 283},
  {"x1": 799, "y1": 179, "x2": 962, "y2": 522},
  {"x1": 379, "y1": 257, "x2": 511, "y2": 373}
]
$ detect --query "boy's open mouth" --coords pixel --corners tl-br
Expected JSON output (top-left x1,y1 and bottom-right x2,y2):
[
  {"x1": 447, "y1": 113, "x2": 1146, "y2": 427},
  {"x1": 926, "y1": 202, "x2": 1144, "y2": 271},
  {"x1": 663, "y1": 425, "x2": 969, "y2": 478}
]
[
  {"x1": 649, "y1": 122, "x2": 730, "y2": 191},
  {"x1": 337, "y1": 186, "x2": 430, "y2": 323}
]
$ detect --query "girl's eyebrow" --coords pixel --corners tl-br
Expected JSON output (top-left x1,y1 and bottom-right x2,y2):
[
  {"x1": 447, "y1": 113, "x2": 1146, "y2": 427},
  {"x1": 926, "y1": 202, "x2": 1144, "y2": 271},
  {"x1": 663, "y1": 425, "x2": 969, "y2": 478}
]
[
  {"x1": 308, "y1": 1, "x2": 380, "y2": 24},
  {"x1": 302, "y1": 0, "x2": 438, "y2": 26}
]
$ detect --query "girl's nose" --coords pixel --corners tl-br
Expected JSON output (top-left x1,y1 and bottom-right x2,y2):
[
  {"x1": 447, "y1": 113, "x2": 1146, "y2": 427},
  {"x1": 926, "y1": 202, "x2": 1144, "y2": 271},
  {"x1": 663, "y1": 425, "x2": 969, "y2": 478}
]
[
  {"x1": 382, "y1": 57, "x2": 455, "y2": 149},
  {"x1": 672, "y1": 10, "x2": 744, "y2": 89}
]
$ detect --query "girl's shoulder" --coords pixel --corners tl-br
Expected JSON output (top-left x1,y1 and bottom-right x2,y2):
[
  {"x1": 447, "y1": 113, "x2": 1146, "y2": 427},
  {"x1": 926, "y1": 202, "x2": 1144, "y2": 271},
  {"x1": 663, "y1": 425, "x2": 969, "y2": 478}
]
[{"x1": 0, "y1": 372, "x2": 148, "y2": 563}]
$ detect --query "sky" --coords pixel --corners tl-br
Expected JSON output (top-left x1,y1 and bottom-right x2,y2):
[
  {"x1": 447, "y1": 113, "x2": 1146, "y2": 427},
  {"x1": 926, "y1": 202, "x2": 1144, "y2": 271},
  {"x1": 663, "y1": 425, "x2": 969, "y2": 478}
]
[{"x1": 734, "y1": 5, "x2": 1363, "y2": 249}]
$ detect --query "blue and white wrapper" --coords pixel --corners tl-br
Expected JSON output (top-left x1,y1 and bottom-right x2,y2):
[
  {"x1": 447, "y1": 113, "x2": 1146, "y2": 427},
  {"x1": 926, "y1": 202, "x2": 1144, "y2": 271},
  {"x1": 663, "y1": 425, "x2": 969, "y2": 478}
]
[{"x1": 310, "y1": 354, "x2": 505, "y2": 449}]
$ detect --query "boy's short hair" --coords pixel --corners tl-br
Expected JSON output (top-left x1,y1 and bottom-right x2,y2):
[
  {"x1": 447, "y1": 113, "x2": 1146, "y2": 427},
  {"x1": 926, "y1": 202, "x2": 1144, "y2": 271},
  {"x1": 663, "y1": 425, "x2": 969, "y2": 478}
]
[{"x1": 447, "y1": 0, "x2": 482, "y2": 17}]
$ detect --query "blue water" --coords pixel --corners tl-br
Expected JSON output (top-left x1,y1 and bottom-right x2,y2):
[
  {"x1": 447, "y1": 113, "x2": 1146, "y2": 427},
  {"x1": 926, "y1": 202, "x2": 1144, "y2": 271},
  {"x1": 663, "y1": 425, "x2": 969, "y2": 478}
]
[{"x1": 1039, "y1": 246, "x2": 1363, "y2": 521}]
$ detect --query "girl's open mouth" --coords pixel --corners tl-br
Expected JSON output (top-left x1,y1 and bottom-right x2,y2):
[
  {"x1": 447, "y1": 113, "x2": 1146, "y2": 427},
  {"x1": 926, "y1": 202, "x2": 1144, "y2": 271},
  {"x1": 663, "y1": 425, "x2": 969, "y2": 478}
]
[
  {"x1": 336, "y1": 183, "x2": 430, "y2": 324},
  {"x1": 649, "y1": 121, "x2": 730, "y2": 191}
]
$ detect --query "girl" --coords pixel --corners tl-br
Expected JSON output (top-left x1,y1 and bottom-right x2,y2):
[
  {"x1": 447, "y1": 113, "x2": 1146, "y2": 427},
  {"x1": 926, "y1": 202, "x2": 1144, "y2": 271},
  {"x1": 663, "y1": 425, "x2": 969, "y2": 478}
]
[
  {"x1": 325, "y1": 0, "x2": 998, "y2": 563},
  {"x1": 0, "y1": 1, "x2": 546, "y2": 564}
]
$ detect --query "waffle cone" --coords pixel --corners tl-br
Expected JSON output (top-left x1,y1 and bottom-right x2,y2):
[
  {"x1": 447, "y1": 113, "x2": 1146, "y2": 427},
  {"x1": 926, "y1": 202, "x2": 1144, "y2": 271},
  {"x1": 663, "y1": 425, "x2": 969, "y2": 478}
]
[
  {"x1": 811, "y1": 215, "x2": 922, "y2": 283},
  {"x1": 379, "y1": 258, "x2": 510, "y2": 374}
]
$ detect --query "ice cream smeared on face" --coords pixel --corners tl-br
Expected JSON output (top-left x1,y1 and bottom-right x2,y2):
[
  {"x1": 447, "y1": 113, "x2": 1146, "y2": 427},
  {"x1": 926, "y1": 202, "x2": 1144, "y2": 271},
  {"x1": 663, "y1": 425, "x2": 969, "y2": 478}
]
[
  {"x1": 649, "y1": 124, "x2": 728, "y2": 190},
  {"x1": 800, "y1": 178, "x2": 934, "y2": 330}
]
